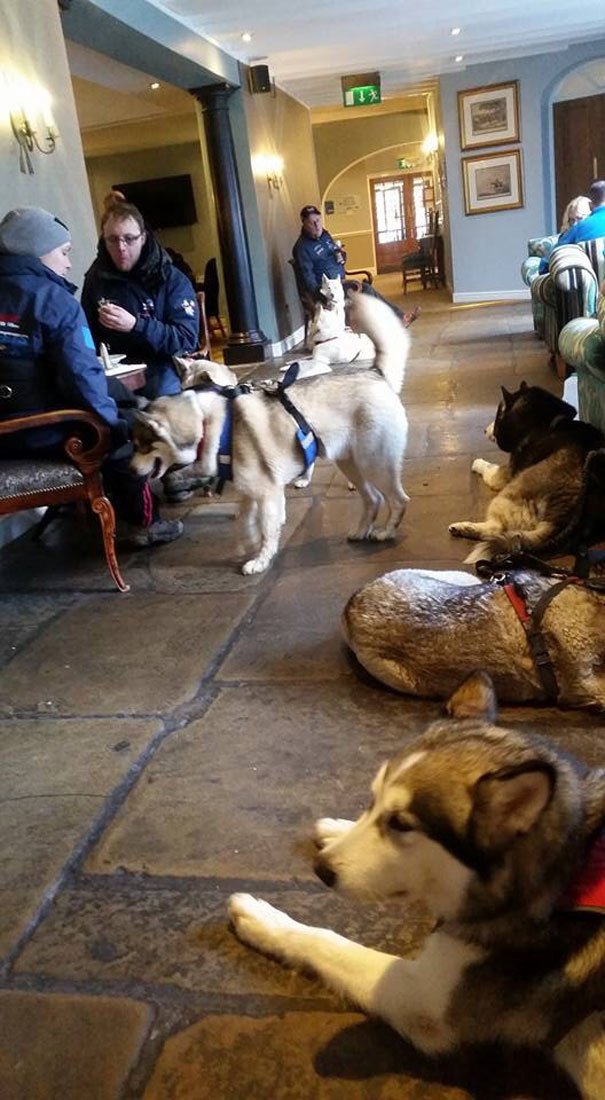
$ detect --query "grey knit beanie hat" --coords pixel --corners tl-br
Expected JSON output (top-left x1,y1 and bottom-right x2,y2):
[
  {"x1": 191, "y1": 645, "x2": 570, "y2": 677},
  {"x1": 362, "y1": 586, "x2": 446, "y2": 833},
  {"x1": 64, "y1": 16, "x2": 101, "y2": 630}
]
[{"x1": 0, "y1": 206, "x2": 70, "y2": 257}]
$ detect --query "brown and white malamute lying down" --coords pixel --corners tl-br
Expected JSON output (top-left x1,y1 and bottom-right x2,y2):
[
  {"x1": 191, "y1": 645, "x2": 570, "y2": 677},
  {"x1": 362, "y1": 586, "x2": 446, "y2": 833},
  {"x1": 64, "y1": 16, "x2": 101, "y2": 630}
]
[
  {"x1": 131, "y1": 292, "x2": 410, "y2": 574},
  {"x1": 229, "y1": 671, "x2": 605, "y2": 1099},
  {"x1": 343, "y1": 567, "x2": 605, "y2": 709},
  {"x1": 449, "y1": 382, "x2": 605, "y2": 563}
]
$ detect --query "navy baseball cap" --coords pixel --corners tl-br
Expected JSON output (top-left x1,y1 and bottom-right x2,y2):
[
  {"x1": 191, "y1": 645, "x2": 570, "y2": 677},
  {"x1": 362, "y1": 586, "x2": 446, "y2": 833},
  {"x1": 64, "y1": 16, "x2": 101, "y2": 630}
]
[{"x1": 300, "y1": 204, "x2": 321, "y2": 220}]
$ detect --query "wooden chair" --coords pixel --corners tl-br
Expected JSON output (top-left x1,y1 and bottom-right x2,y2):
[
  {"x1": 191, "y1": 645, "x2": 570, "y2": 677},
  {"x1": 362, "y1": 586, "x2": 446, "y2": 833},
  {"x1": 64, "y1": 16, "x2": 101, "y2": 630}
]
[
  {"x1": 402, "y1": 209, "x2": 440, "y2": 292},
  {"x1": 196, "y1": 290, "x2": 212, "y2": 360},
  {"x1": 197, "y1": 258, "x2": 227, "y2": 339},
  {"x1": 0, "y1": 409, "x2": 129, "y2": 592}
]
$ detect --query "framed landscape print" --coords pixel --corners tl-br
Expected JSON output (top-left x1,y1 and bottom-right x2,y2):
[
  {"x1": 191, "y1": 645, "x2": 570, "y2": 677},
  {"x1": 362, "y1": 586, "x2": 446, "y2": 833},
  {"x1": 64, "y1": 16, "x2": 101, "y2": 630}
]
[
  {"x1": 458, "y1": 81, "x2": 520, "y2": 150},
  {"x1": 462, "y1": 149, "x2": 524, "y2": 215}
]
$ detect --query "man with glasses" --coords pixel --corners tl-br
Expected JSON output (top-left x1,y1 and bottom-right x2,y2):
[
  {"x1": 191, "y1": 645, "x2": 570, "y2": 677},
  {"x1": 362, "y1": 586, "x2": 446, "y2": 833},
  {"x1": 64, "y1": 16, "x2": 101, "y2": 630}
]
[
  {"x1": 82, "y1": 200, "x2": 199, "y2": 401},
  {"x1": 82, "y1": 199, "x2": 204, "y2": 503}
]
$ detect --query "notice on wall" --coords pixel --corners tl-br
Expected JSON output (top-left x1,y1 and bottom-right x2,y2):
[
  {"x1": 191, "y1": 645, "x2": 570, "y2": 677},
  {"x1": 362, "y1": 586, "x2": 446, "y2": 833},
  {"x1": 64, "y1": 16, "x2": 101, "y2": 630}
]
[{"x1": 332, "y1": 195, "x2": 360, "y2": 215}]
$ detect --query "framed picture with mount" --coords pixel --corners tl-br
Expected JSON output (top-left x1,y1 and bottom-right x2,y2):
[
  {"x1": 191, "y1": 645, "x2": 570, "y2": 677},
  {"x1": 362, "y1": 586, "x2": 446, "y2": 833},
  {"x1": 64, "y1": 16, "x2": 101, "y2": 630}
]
[
  {"x1": 461, "y1": 149, "x2": 524, "y2": 216},
  {"x1": 458, "y1": 81, "x2": 520, "y2": 150}
]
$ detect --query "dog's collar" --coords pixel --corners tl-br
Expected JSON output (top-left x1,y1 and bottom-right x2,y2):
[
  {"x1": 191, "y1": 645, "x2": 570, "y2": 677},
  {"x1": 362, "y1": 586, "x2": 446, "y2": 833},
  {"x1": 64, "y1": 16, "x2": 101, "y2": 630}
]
[{"x1": 558, "y1": 828, "x2": 605, "y2": 915}]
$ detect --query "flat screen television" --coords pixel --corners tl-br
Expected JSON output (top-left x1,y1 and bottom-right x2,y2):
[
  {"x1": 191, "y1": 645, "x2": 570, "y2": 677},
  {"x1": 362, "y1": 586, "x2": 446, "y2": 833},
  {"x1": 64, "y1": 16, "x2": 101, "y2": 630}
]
[{"x1": 113, "y1": 174, "x2": 197, "y2": 230}]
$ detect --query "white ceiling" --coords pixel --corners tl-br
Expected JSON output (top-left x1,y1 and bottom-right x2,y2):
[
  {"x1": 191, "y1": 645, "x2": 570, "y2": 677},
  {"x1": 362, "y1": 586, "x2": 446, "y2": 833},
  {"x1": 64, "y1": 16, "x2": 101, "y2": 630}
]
[{"x1": 144, "y1": 0, "x2": 605, "y2": 107}]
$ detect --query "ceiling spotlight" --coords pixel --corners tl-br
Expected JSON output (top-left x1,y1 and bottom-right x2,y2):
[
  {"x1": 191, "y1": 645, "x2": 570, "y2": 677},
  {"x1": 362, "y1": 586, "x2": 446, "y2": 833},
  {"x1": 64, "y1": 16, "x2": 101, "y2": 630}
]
[
  {"x1": 150, "y1": 81, "x2": 160, "y2": 90},
  {"x1": 455, "y1": 55, "x2": 464, "y2": 63},
  {"x1": 241, "y1": 31, "x2": 253, "y2": 42},
  {"x1": 451, "y1": 27, "x2": 461, "y2": 36}
]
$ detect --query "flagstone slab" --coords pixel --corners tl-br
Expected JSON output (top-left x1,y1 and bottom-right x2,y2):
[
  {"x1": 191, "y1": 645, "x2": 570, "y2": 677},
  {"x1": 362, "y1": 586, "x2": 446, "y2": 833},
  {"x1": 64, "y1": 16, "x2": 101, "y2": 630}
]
[
  {"x1": 84, "y1": 684, "x2": 434, "y2": 878},
  {"x1": 0, "y1": 592, "x2": 255, "y2": 717},
  {"x1": 141, "y1": 1009, "x2": 571, "y2": 1100},
  {"x1": 0, "y1": 593, "x2": 76, "y2": 666},
  {"x1": 0, "y1": 717, "x2": 158, "y2": 957},
  {"x1": 0, "y1": 990, "x2": 152, "y2": 1100},
  {"x1": 15, "y1": 877, "x2": 429, "y2": 997},
  {"x1": 148, "y1": 497, "x2": 312, "y2": 592}
]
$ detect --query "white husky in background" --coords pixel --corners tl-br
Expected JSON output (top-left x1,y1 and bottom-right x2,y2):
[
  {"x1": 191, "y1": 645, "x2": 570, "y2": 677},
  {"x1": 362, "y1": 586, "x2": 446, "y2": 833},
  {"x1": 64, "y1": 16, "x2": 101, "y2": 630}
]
[{"x1": 305, "y1": 274, "x2": 375, "y2": 367}]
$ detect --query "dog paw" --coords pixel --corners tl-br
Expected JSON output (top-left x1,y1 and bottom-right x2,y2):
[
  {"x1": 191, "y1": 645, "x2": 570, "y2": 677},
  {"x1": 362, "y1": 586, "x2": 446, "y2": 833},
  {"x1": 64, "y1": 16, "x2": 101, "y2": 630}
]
[
  {"x1": 294, "y1": 476, "x2": 310, "y2": 489},
  {"x1": 367, "y1": 527, "x2": 396, "y2": 543},
  {"x1": 449, "y1": 522, "x2": 471, "y2": 538},
  {"x1": 228, "y1": 893, "x2": 296, "y2": 955},
  {"x1": 314, "y1": 818, "x2": 355, "y2": 848},
  {"x1": 241, "y1": 556, "x2": 270, "y2": 575},
  {"x1": 471, "y1": 458, "x2": 489, "y2": 475}
]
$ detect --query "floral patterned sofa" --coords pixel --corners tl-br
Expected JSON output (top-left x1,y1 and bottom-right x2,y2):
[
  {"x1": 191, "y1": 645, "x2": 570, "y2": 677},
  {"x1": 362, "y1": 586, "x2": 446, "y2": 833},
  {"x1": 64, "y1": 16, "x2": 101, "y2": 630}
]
[{"x1": 559, "y1": 292, "x2": 605, "y2": 434}]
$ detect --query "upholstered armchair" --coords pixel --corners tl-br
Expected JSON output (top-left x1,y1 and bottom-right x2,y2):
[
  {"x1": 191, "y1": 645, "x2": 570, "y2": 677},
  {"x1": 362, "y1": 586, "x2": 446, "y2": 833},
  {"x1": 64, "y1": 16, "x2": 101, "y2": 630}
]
[
  {"x1": 529, "y1": 239, "x2": 605, "y2": 358},
  {"x1": 0, "y1": 409, "x2": 129, "y2": 592},
  {"x1": 520, "y1": 235, "x2": 558, "y2": 339},
  {"x1": 559, "y1": 292, "x2": 605, "y2": 434}
]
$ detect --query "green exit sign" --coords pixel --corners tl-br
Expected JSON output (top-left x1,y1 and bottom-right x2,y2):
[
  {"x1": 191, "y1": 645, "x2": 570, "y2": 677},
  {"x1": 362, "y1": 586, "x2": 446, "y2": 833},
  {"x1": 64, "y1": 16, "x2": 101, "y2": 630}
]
[
  {"x1": 344, "y1": 84, "x2": 381, "y2": 107},
  {"x1": 341, "y1": 71, "x2": 381, "y2": 108}
]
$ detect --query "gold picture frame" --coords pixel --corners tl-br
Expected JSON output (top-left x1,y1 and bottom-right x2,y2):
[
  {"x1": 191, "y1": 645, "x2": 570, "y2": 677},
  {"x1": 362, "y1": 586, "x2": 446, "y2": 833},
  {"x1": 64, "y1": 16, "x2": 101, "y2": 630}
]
[
  {"x1": 458, "y1": 81, "x2": 520, "y2": 150},
  {"x1": 461, "y1": 149, "x2": 524, "y2": 216}
]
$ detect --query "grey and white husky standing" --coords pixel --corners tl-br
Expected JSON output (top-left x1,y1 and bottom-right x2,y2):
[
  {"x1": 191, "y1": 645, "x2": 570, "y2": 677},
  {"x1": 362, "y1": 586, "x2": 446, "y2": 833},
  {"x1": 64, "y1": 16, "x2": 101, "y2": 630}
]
[{"x1": 132, "y1": 292, "x2": 410, "y2": 574}]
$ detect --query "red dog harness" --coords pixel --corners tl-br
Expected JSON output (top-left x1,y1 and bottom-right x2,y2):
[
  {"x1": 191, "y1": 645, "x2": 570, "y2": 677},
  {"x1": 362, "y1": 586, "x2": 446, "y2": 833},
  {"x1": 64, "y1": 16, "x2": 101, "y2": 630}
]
[
  {"x1": 558, "y1": 829, "x2": 605, "y2": 914},
  {"x1": 501, "y1": 576, "x2": 580, "y2": 700}
]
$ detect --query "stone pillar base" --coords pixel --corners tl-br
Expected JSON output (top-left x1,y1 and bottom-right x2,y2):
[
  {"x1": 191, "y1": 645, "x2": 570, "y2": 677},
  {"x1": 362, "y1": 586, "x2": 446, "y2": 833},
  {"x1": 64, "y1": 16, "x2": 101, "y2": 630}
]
[{"x1": 223, "y1": 338, "x2": 270, "y2": 366}]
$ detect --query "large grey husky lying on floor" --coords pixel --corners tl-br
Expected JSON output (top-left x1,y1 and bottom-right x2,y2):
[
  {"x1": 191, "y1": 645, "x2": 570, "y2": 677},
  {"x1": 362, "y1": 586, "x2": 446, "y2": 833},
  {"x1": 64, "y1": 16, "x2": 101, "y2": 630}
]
[
  {"x1": 132, "y1": 292, "x2": 410, "y2": 574},
  {"x1": 229, "y1": 671, "x2": 605, "y2": 1099},
  {"x1": 343, "y1": 567, "x2": 605, "y2": 709}
]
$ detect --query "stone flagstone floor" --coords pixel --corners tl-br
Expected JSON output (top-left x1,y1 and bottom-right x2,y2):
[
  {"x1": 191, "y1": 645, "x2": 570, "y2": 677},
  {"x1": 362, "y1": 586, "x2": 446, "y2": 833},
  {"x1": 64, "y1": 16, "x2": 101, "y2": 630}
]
[{"x1": 0, "y1": 279, "x2": 596, "y2": 1099}]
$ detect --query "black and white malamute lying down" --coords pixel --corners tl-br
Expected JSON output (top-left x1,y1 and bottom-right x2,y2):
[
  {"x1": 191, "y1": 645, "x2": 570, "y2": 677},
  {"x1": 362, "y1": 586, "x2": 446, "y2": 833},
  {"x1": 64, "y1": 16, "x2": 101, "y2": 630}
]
[
  {"x1": 343, "y1": 567, "x2": 605, "y2": 709},
  {"x1": 131, "y1": 292, "x2": 410, "y2": 574},
  {"x1": 229, "y1": 672, "x2": 605, "y2": 1099},
  {"x1": 449, "y1": 382, "x2": 605, "y2": 562}
]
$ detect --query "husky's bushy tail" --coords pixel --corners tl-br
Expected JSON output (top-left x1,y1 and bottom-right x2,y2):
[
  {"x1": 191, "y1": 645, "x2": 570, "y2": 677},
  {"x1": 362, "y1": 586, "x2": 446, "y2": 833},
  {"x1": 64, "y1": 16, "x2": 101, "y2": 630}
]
[{"x1": 346, "y1": 291, "x2": 410, "y2": 394}]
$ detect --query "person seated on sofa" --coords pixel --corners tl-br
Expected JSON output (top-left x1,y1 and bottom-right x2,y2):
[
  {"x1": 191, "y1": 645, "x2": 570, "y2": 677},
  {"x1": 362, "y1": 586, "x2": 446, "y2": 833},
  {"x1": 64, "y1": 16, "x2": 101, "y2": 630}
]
[
  {"x1": 538, "y1": 193, "x2": 593, "y2": 273},
  {"x1": 560, "y1": 194, "x2": 592, "y2": 232},
  {"x1": 292, "y1": 204, "x2": 419, "y2": 327},
  {"x1": 0, "y1": 205, "x2": 182, "y2": 548}
]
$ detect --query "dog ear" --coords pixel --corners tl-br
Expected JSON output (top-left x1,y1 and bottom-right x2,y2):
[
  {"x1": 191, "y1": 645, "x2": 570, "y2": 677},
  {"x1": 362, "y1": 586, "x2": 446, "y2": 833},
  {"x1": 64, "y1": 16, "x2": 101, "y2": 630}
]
[
  {"x1": 471, "y1": 762, "x2": 556, "y2": 847},
  {"x1": 445, "y1": 670, "x2": 497, "y2": 721},
  {"x1": 519, "y1": 380, "x2": 528, "y2": 392},
  {"x1": 500, "y1": 386, "x2": 513, "y2": 406}
]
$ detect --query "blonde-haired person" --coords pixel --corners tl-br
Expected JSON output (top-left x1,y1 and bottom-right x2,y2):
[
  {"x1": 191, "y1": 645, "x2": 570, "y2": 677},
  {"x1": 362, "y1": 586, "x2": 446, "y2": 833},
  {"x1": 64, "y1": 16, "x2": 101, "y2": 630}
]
[{"x1": 560, "y1": 195, "x2": 592, "y2": 233}]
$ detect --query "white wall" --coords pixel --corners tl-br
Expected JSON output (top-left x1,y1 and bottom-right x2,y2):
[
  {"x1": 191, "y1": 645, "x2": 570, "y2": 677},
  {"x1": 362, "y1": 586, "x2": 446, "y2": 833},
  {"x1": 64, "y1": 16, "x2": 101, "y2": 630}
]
[{"x1": 0, "y1": 0, "x2": 98, "y2": 291}]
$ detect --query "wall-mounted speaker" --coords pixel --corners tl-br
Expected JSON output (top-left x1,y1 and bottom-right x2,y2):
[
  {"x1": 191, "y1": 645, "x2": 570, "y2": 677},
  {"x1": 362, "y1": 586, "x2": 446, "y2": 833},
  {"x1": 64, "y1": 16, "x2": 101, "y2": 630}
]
[{"x1": 249, "y1": 65, "x2": 272, "y2": 94}]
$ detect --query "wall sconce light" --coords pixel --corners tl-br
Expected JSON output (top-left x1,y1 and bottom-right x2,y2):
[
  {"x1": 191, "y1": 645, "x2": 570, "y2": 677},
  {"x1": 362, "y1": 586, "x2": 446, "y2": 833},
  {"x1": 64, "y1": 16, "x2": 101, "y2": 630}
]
[
  {"x1": 4, "y1": 71, "x2": 59, "y2": 175},
  {"x1": 252, "y1": 153, "x2": 284, "y2": 194},
  {"x1": 421, "y1": 132, "x2": 439, "y2": 158}
]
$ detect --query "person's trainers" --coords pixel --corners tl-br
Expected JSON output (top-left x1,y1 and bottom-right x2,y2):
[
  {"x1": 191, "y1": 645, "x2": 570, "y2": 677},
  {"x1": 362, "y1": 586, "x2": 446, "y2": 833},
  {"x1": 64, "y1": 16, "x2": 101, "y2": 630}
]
[
  {"x1": 162, "y1": 472, "x2": 214, "y2": 504},
  {"x1": 119, "y1": 518, "x2": 184, "y2": 548}
]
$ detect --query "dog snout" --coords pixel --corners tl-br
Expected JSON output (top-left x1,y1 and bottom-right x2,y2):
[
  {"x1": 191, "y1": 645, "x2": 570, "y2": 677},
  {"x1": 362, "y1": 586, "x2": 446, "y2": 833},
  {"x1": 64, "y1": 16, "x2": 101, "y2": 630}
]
[{"x1": 314, "y1": 856, "x2": 337, "y2": 889}]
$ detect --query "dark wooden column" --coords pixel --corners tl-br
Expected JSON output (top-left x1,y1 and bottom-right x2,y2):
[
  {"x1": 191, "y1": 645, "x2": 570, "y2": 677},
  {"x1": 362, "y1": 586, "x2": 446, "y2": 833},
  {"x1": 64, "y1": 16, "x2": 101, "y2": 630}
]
[{"x1": 191, "y1": 83, "x2": 268, "y2": 365}]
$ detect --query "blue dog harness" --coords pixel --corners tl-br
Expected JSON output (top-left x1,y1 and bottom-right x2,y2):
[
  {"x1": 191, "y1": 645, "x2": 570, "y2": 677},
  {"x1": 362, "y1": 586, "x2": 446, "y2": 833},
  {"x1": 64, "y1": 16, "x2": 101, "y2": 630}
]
[{"x1": 200, "y1": 364, "x2": 320, "y2": 482}]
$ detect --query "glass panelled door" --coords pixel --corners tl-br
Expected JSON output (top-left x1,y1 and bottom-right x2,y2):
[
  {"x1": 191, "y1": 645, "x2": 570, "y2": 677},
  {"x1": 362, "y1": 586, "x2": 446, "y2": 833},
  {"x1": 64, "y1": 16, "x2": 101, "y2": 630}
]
[{"x1": 370, "y1": 173, "x2": 434, "y2": 273}]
